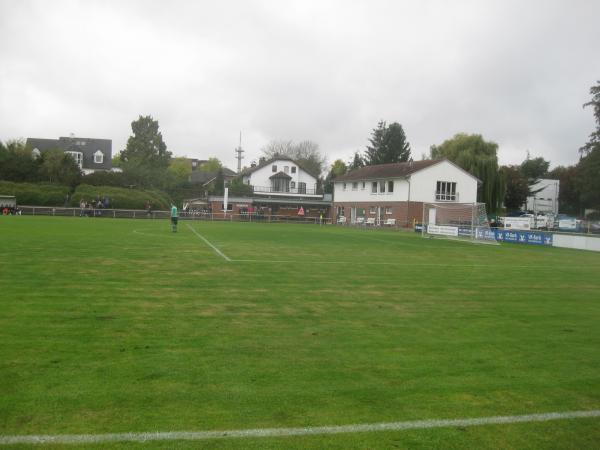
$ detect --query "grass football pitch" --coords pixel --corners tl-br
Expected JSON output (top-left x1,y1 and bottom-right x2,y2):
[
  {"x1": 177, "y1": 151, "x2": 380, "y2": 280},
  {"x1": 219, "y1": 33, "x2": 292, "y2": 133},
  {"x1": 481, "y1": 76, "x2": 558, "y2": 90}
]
[{"x1": 1, "y1": 216, "x2": 599, "y2": 449}]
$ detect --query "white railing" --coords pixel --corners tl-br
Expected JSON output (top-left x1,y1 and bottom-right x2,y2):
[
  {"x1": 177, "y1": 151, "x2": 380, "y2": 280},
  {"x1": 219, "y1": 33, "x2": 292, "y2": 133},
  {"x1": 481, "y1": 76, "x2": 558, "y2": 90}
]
[
  {"x1": 15, "y1": 206, "x2": 332, "y2": 224},
  {"x1": 252, "y1": 186, "x2": 320, "y2": 196}
]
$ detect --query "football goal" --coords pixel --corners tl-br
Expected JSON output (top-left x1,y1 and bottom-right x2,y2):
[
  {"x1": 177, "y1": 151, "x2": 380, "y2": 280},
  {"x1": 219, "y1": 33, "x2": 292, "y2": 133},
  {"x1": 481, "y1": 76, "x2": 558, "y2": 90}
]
[{"x1": 422, "y1": 202, "x2": 498, "y2": 244}]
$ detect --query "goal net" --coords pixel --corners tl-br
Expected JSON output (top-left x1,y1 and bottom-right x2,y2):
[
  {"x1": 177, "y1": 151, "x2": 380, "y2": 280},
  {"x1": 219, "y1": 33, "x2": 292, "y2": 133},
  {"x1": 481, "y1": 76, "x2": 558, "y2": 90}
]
[{"x1": 422, "y1": 202, "x2": 498, "y2": 244}]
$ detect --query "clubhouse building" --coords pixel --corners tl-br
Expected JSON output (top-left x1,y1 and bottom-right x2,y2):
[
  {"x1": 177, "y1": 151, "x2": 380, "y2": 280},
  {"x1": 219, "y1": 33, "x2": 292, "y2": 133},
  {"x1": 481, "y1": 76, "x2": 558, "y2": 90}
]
[{"x1": 332, "y1": 159, "x2": 480, "y2": 226}]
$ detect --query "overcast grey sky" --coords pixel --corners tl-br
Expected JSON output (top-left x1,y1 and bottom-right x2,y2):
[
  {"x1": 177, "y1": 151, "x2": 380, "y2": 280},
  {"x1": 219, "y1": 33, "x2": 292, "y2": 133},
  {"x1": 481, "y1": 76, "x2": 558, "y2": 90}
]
[{"x1": 1, "y1": 0, "x2": 599, "y2": 172}]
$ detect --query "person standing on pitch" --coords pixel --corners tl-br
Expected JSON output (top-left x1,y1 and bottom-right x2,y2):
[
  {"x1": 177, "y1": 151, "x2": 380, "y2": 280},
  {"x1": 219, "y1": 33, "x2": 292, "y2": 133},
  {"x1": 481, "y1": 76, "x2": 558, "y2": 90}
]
[{"x1": 170, "y1": 204, "x2": 178, "y2": 232}]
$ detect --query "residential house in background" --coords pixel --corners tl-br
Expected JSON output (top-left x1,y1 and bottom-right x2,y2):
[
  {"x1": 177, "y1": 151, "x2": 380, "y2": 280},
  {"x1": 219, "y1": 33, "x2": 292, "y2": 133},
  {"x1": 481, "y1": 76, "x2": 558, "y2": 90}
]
[
  {"x1": 26, "y1": 136, "x2": 112, "y2": 174},
  {"x1": 186, "y1": 157, "x2": 330, "y2": 219},
  {"x1": 333, "y1": 159, "x2": 480, "y2": 225},
  {"x1": 525, "y1": 179, "x2": 559, "y2": 215}
]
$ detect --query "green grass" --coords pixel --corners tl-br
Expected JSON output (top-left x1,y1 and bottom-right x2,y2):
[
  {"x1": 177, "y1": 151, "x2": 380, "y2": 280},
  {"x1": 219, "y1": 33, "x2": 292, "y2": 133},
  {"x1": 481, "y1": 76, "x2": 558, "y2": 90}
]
[{"x1": 1, "y1": 216, "x2": 599, "y2": 449}]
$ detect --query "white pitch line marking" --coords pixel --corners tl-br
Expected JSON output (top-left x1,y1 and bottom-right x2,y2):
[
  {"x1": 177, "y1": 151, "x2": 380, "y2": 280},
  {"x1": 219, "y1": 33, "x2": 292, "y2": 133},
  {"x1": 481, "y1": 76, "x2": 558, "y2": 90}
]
[
  {"x1": 186, "y1": 224, "x2": 231, "y2": 261},
  {"x1": 1, "y1": 410, "x2": 599, "y2": 445}
]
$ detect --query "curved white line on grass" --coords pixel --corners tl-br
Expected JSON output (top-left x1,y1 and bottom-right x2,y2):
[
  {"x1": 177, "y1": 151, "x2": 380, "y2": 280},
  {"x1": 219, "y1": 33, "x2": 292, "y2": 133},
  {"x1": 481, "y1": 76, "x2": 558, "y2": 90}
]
[
  {"x1": 1, "y1": 410, "x2": 599, "y2": 445},
  {"x1": 186, "y1": 224, "x2": 231, "y2": 261}
]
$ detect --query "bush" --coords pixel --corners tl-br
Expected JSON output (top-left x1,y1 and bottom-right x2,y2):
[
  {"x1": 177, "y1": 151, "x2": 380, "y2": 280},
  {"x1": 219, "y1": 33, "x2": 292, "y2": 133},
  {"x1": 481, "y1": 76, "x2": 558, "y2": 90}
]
[
  {"x1": 0, "y1": 181, "x2": 70, "y2": 206},
  {"x1": 71, "y1": 184, "x2": 172, "y2": 210},
  {"x1": 81, "y1": 171, "x2": 128, "y2": 187}
]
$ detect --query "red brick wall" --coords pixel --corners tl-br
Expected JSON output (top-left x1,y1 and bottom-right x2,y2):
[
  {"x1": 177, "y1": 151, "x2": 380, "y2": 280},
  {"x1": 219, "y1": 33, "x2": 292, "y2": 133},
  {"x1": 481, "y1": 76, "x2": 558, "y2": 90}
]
[{"x1": 331, "y1": 201, "x2": 424, "y2": 227}]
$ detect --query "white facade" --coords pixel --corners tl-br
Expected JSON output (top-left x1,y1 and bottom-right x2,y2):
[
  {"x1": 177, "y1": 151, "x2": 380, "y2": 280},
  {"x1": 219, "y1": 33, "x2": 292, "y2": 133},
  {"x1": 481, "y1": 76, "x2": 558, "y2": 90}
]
[
  {"x1": 525, "y1": 179, "x2": 559, "y2": 214},
  {"x1": 334, "y1": 160, "x2": 479, "y2": 204},
  {"x1": 242, "y1": 158, "x2": 318, "y2": 196}
]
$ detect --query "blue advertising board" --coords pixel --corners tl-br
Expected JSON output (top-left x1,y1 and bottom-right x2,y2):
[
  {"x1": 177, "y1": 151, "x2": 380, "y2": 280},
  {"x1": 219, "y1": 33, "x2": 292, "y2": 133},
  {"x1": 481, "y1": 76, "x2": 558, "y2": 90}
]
[{"x1": 476, "y1": 228, "x2": 552, "y2": 246}]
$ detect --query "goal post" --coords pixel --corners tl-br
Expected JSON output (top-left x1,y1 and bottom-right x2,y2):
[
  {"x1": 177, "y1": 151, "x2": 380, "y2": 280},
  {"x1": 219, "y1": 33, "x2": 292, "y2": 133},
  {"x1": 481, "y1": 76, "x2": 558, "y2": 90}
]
[{"x1": 422, "y1": 202, "x2": 498, "y2": 243}]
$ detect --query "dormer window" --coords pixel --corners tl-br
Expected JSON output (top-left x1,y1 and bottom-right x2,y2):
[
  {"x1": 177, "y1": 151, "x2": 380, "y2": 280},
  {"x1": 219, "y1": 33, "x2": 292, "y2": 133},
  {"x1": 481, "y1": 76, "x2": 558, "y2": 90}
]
[{"x1": 94, "y1": 150, "x2": 104, "y2": 164}]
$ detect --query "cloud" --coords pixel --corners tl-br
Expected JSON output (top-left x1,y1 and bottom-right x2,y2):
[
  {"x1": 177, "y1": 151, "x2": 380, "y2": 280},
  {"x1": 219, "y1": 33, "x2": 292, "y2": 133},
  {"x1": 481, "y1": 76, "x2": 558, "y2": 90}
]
[{"x1": 1, "y1": 0, "x2": 599, "y2": 171}]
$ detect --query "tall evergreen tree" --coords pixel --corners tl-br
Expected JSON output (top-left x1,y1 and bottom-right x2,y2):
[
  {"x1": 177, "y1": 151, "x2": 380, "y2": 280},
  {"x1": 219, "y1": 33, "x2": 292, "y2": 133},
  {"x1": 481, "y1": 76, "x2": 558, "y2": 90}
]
[
  {"x1": 348, "y1": 151, "x2": 364, "y2": 170},
  {"x1": 121, "y1": 115, "x2": 171, "y2": 169},
  {"x1": 365, "y1": 121, "x2": 411, "y2": 165}
]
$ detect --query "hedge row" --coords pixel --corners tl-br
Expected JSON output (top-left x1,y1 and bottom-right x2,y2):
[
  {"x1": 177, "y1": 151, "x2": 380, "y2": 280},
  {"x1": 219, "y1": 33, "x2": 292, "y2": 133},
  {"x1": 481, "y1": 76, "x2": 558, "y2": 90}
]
[
  {"x1": 71, "y1": 185, "x2": 171, "y2": 210},
  {"x1": 0, "y1": 181, "x2": 70, "y2": 206},
  {"x1": 0, "y1": 181, "x2": 172, "y2": 210}
]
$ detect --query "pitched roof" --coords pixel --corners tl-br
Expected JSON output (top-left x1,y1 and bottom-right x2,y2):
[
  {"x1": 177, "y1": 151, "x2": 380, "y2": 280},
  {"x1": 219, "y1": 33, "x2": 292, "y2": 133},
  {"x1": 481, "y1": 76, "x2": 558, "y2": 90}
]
[
  {"x1": 269, "y1": 171, "x2": 292, "y2": 180},
  {"x1": 189, "y1": 167, "x2": 237, "y2": 185},
  {"x1": 335, "y1": 159, "x2": 442, "y2": 181},
  {"x1": 242, "y1": 156, "x2": 318, "y2": 179}
]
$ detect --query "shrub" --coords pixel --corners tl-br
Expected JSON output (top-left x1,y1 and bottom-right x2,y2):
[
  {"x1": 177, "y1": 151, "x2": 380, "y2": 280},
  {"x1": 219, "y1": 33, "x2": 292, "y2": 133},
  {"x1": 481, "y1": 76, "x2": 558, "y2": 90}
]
[
  {"x1": 71, "y1": 185, "x2": 171, "y2": 210},
  {"x1": 0, "y1": 181, "x2": 69, "y2": 206}
]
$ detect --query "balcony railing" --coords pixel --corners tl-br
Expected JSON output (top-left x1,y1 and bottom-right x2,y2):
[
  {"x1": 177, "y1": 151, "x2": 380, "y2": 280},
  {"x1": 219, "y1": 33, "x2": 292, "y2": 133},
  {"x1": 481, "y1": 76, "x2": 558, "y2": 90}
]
[{"x1": 252, "y1": 186, "x2": 321, "y2": 196}]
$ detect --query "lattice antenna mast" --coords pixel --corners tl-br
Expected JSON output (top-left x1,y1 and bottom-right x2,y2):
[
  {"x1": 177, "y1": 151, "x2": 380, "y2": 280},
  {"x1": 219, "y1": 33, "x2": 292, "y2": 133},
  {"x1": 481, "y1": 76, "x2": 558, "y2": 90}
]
[{"x1": 235, "y1": 131, "x2": 244, "y2": 173}]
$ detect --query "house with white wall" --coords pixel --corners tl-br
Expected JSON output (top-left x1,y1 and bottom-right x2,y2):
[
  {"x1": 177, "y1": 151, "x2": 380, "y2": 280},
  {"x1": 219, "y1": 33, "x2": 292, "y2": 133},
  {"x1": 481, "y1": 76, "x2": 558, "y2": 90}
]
[
  {"x1": 333, "y1": 159, "x2": 480, "y2": 225},
  {"x1": 242, "y1": 157, "x2": 320, "y2": 197},
  {"x1": 525, "y1": 179, "x2": 559, "y2": 215},
  {"x1": 26, "y1": 136, "x2": 113, "y2": 175},
  {"x1": 199, "y1": 157, "x2": 330, "y2": 219}
]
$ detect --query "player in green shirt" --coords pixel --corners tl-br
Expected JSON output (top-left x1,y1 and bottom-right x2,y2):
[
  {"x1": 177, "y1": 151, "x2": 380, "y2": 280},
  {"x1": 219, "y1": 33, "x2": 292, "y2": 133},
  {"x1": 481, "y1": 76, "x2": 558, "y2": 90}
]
[{"x1": 170, "y1": 204, "x2": 178, "y2": 232}]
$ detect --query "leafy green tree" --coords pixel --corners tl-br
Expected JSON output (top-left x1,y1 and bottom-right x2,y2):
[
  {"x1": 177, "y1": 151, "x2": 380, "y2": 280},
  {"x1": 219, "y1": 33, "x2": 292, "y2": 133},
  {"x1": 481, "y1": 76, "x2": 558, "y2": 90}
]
[
  {"x1": 575, "y1": 81, "x2": 600, "y2": 212},
  {"x1": 365, "y1": 121, "x2": 411, "y2": 165},
  {"x1": 261, "y1": 139, "x2": 326, "y2": 176},
  {"x1": 501, "y1": 165, "x2": 529, "y2": 211},
  {"x1": 430, "y1": 133, "x2": 504, "y2": 213},
  {"x1": 39, "y1": 148, "x2": 81, "y2": 186},
  {"x1": 580, "y1": 80, "x2": 600, "y2": 156},
  {"x1": 199, "y1": 157, "x2": 223, "y2": 172},
  {"x1": 121, "y1": 115, "x2": 171, "y2": 169},
  {"x1": 520, "y1": 153, "x2": 550, "y2": 180},
  {"x1": 169, "y1": 157, "x2": 193, "y2": 183},
  {"x1": 324, "y1": 159, "x2": 347, "y2": 194},
  {"x1": 576, "y1": 147, "x2": 600, "y2": 211},
  {"x1": 228, "y1": 177, "x2": 253, "y2": 196},
  {"x1": 0, "y1": 139, "x2": 41, "y2": 182}
]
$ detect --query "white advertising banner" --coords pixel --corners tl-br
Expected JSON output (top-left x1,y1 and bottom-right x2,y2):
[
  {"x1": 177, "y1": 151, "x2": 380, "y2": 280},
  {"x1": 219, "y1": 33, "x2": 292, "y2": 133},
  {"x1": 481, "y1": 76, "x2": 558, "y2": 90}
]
[
  {"x1": 427, "y1": 224, "x2": 459, "y2": 237},
  {"x1": 503, "y1": 217, "x2": 532, "y2": 230}
]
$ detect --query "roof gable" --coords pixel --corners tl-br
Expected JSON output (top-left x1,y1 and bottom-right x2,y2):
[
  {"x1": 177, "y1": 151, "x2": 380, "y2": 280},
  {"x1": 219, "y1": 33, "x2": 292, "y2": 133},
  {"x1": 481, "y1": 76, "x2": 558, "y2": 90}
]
[
  {"x1": 243, "y1": 157, "x2": 318, "y2": 179},
  {"x1": 336, "y1": 160, "x2": 440, "y2": 181}
]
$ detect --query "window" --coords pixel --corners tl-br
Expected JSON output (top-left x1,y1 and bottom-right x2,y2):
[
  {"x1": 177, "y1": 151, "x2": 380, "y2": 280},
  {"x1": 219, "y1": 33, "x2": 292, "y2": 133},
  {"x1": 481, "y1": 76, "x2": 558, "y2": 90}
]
[
  {"x1": 343, "y1": 182, "x2": 347, "y2": 190},
  {"x1": 379, "y1": 181, "x2": 386, "y2": 193},
  {"x1": 385, "y1": 207, "x2": 393, "y2": 215},
  {"x1": 290, "y1": 181, "x2": 296, "y2": 189},
  {"x1": 284, "y1": 166, "x2": 289, "y2": 174},
  {"x1": 272, "y1": 165, "x2": 277, "y2": 172},
  {"x1": 291, "y1": 166, "x2": 296, "y2": 173},
  {"x1": 361, "y1": 182, "x2": 366, "y2": 190},
  {"x1": 94, "y1": 150, "x2": 104, "y2": 164},
  {"x1": 388, "y1": 181, "x2": 394, "y2": 193},
  {"x1": 371, "y1": 182, "x2": 378, "y2": 193},
  {"x1": 436, "y1": 181, "x2": 457, "y2": 201},
  {"x1": 352, "y1": 182, "x2": 358, "y2": 190},
  {"x1": 369, "y1": 206, "x2": 376, "y2": 214},
  {"x1": 65, "y1": 151, "x2": 83, "y2": 169},
  {"x1": 32, "y1": 148, "x2": 41, "y2": 159},
  {"x1": 298, "y1": 182, "x2": 306, "y2": 194}
]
